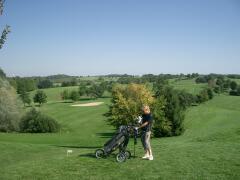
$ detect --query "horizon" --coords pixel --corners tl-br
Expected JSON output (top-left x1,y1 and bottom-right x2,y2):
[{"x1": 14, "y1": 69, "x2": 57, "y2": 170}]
[{"x1": 1, "y1": 0, "x2": 240, "y2": 76}]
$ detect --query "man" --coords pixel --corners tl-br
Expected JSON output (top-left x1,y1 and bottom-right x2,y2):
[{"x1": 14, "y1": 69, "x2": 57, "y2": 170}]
[{"x1": 137, "y1": 105, "x2": 153, "y2": 161}]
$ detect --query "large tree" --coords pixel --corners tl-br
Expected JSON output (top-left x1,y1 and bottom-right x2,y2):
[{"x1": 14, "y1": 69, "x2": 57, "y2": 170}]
[
  {"x1": 0, "y1": 0, "x2": 11, "y2": 49},
  {"x1": 0, "y1": 69, "x2": 21, "y2": 132},
  {"x1": 107, "y1": 83, "x2": 154, "y2": 128}
]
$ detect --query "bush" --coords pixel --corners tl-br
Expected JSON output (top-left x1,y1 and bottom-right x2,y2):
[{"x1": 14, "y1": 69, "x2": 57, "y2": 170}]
[{"x1": 20, "y1": 108, "x2": 60, "y2": 133}]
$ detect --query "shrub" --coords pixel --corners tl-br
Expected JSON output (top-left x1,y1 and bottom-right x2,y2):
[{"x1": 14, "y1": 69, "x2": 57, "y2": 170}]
[{"x1": 20, "y1": 108, "x2": 60, "y2": 133}]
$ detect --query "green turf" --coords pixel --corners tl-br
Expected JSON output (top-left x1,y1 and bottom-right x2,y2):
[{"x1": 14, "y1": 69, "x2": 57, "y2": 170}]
[{"x1": 1, "y1": 89, "x2": 240, "y2": 179}]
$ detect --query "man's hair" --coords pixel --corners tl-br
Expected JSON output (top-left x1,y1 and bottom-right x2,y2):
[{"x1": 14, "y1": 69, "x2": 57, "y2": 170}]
[{"x1": 142, "y1": 105, "x2": 150, "y2": 113}]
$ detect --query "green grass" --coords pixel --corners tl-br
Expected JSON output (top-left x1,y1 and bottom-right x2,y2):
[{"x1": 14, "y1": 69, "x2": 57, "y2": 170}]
[
  {"x1": 1, "y1": 87, "x2": 240, "y2": 179},
  {"x1": 170, "y1": 78, "x2": 207, "y2": 94}
]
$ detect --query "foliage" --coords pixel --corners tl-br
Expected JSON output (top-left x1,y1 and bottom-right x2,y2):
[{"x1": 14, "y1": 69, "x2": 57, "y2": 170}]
[
  {"x1": 154, "y1": 86, "x2": 185, "y2": 136},
  {"x1": 19, "y1": 90, "x2": 31, "y2": 107},
  {"x1": 230, "y1": 81, "x2": 237, "y2": 91},
  {"x1": 33, "y1": 90, "x2": 47, "y2": 106},
  {"x1": 70, "y1": 90, "x2": 80, "y2": 101},
  {"x1": 0, "y1": 74, "x2": 21, "y2": 132},
  {"x1": 20, "y1": 108, "x2": 60, "y2": 133},
  {"x1": 107, "y1": 83, "x2": 154, "y2": 128},
  {"x1": 38, "y1": 79, "x2": 53, "y2": 89},
  {"x1": 60, "y1": 89, "x2": 70, "y2": 100},
  {"x1": 0, "y1": 0, "x2": 10, "y2": 49}
]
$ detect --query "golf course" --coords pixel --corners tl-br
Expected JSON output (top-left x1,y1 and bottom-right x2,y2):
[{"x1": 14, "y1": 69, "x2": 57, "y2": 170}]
[
  {"x1": 0, "y1": 79, "x2": 239, "y2": 180},
  {"x1": 1, "y1": 1, "x2": 240, "y2": 179}
]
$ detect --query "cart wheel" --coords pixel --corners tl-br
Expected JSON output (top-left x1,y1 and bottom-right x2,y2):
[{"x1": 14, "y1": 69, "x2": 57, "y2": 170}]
[
  {"x1": 95, "y1": 149, "x2": 104, "y2": 159},
  {"x1": 116, "y1": 152, "x2": 126, "y2": 163},
  {"x1": 125, "y1": 151, "x2": 131, "y2": 159}
]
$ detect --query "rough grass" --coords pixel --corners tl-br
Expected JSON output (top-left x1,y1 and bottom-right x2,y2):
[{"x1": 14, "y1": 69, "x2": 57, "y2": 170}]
[{"x1": 0, "y1": 86, "x2": 240, "y2": 179}]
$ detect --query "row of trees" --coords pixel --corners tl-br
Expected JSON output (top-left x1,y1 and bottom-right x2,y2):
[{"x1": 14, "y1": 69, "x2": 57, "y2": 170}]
[
  {"x1": 60, "y1": 81, "x2": 115, "y2": 101},
  {"x1": 19, "y1": 90, "x2": 47, "y2": 107}
]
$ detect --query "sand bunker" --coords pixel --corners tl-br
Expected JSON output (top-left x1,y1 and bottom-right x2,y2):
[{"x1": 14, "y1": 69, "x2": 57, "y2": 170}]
[{"x1": 71, "y1": 102, "x2": 104, "y2": 107}]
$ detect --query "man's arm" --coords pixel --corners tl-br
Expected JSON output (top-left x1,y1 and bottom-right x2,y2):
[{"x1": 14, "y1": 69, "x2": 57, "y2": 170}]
[{"x1": 138, "y1": 121, "x2": 148, "y2": 129}]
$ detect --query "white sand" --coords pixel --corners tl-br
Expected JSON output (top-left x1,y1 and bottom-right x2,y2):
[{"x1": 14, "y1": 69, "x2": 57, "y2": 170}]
[{"x1": 71, "y1": 102, "x2": 104, "y2": 107}]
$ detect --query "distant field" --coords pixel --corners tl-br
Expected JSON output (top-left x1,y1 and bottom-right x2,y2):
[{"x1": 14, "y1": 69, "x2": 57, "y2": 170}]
[
  {"x1": 29, "y1": 86, "x2": 79, "y2": 102},
  {"x1": 170, "y1": 78, "x2": 207, "y2": 94},
  {"x1": 229, "y1": 78, "x2": 240, "y2": 84},
  {"x1": 1, "y1": 82, "x2": 240, "y2": 179}
]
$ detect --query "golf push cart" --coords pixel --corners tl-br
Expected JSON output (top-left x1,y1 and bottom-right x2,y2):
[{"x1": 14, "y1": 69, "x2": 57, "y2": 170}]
[{"x1": 95, "y1": 125, "x2": 139, "y2": 163}]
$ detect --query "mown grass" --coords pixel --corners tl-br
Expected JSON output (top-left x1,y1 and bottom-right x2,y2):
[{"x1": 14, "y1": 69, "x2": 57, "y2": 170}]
[{"x1": 0, "y1": 85, "x2": 240, "y2": 179}]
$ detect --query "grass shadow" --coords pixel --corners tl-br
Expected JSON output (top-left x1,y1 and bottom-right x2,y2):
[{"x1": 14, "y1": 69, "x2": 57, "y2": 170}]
[
  {"x1": 54, "y1": 145, "x2": 101, "y2": 149},
  {"x1": 78, "y1": 153, "x2": 96, "y2": 158},
  {"x1": 96, "y1": 132, "x2": 114, "y2": 138}
]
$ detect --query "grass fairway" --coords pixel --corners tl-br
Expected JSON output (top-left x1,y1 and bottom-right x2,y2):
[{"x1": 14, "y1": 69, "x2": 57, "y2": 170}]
[{"x1": 0, "y1": 91, "x2": 240, "y2": 179}]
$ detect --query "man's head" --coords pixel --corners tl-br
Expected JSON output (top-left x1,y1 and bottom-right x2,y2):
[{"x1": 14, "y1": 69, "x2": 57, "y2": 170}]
[{"x1": 142, "y1": 105, "x2": 150, "y2": 114}]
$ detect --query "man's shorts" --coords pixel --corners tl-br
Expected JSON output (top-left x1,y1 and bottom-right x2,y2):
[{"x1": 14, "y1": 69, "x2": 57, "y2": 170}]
[{"x1": 141, "y1": 131, "x2": 151, "y2": 150}]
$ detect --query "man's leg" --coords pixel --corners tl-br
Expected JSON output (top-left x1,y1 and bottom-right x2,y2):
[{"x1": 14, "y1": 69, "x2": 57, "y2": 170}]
[
  {"x1": 141, "y1": 132, "x2": 149, "y2": 158},
  {"x1": 146, "y1": 131, "x2": 153, "y2": 160}
]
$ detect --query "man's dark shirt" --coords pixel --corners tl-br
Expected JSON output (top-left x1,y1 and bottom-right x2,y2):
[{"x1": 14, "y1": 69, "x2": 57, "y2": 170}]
[{"x1": 142, "y1": 113, "x2": 153, "y2": 132}]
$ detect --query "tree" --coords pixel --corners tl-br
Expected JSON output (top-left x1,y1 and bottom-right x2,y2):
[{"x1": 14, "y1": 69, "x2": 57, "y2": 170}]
[
  {"x1": 0, "y1": 0, "x2": 11, "y2": 49},
  {"x1": 155, "y1": 86, "x2": 185, "y2": 136},
  {"x1": 197, "y1": 89, "x2": 209, "y2": 103},
  {"x1": 70, "y1": 90, "x2": 79, "y2": 101},
  {"x1": 78, "y1": 85, "x2": 87, "y2": 96},
  {"x1": 107, "y1": 83, "x2": 154, "y2": 128},
  {"x1": 37, "y1": 79, "x2": 53, "y2": 89},
  {"x1": 19, "y1": 90, "x2": 31, "y2": 107},
  {"x1": 0, "y1": 71, "x2": 21, "y2": 132},
  {"x1": 230, "y1": 81, "x2": 237, "y2": 91},
  {"x1": 33, "y1": 90, "x2": 47, "y2": 106},
  {"x1": 86, "y1": 84, "x2": 104, "y2": 99},
  {"x1": 60, "y1": 89, "x2": 70, "y2": 100}
]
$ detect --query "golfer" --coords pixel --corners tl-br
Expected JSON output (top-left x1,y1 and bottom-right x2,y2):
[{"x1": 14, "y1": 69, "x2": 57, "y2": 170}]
[{"x1": 137, "y1": 105, "x2": 153, "y2": 161}]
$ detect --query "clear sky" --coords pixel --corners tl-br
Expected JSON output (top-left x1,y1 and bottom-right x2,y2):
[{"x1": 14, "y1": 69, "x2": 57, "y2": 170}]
[{"x1": 0, "y1": 0, "x2": 239, "y2": 77}]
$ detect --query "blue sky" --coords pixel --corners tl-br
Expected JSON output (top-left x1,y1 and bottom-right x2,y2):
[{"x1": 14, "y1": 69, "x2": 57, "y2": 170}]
[{"x1": 0, "y1": 0, "x2": 240, "y2": 76}]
